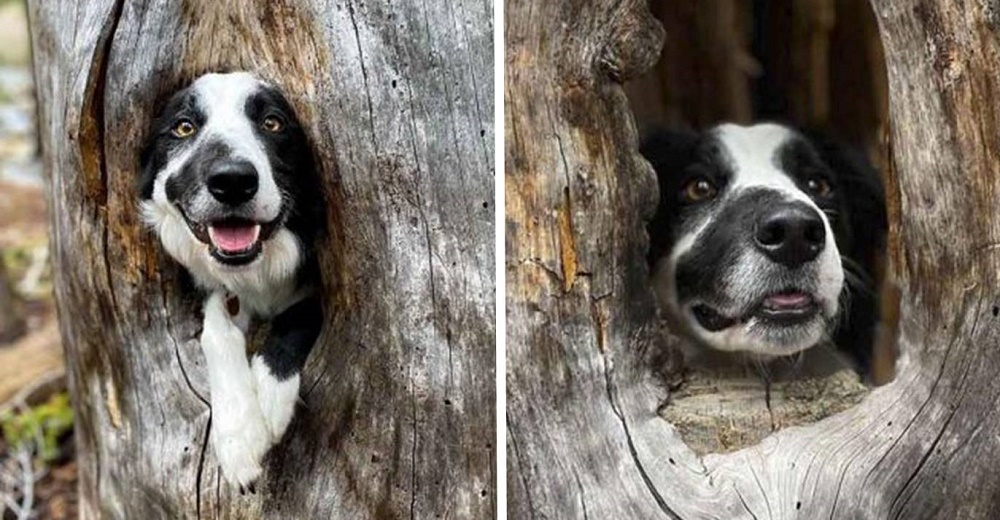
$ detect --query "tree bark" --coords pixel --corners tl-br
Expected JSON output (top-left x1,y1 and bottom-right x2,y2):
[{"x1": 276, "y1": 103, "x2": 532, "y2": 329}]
[
  {"x1": 29, "y1": 1, "x2": 494, "y2": 518},
  {"x1": 507, "y1": 0, "x2": 1000, "y2": 518},
  {"x1": 0, "y1": 254, "x2": 25, "y2": 344}
]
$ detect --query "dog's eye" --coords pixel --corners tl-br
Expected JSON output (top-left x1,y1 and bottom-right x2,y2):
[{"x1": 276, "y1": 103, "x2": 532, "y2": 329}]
[
  {"x1": 171, "y1": 119, "x2": 197, "y2": 139},
  {"x1": 806, "y1": 178, "x2": 832, "y2": 197},
  {"x1": 262, "y1": 116, "x2": 284, "y2": 133},
  {"x1": 680, "y1": 178, "x2": 717, "y2": 203}
]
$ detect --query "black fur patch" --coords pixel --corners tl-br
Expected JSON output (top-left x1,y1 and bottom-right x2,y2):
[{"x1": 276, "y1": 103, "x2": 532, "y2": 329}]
[{"x1": 257, "y1": 295, "x2": 324, "y2": 380}]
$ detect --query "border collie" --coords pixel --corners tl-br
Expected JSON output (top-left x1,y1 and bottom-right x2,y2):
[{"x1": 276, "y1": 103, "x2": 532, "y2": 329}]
[
  {"x1": 139, "y1": 72, "x2": 324, "y2": 490},
  {"x1": 644, "y1": 123, "x2": 885, "y2": 369}
]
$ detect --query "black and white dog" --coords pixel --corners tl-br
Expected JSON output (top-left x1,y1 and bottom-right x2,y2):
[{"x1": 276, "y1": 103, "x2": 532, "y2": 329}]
[
  {"x1": 140, "y1": 72, "x2": 324, "y2": 489},
  {"x1": 644, "y1": 123, "x2": 885, "y2": 369}
]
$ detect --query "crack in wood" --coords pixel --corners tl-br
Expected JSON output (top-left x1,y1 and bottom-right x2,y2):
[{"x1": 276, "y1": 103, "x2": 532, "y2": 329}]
[
  {"x1": 346, "y1": 0, "x2": 379, "y2": 155},
  {"x1": 194, "y1": 416, "x2": 211, "y2": 519},
  {"x1": 81, "y1": 0, "x2": 124, "y2": 315},
  {"x1": 888, "y1": 295, "x2": 985, "y2": 516},
  {"x1": 601, "y1": 344, "x2": 683, "y2": 519},
  {"x1": 889, "y1": 406, "x2": 956, "y2": 516},
  {"x1": 574, "y1": 472, "x2": 590, "y2": 520},
  {"x1": 161, "y1": 284, "x2": 209, "y2": 407},
  {"x1": 170, "y1": 334, "x2": 207, "y2": 406},
  {"x1": 734, "y1": 485, "x2": 760, "y2": 520}
]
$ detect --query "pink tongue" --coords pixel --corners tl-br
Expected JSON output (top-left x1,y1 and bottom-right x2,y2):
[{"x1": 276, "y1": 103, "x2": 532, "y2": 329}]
[
  {"x1": 765, "y1": 293, "x2": 811, "y2": 309},
  {"x1": 209, "y1": 224, "x2": 259, "y2": 253}
]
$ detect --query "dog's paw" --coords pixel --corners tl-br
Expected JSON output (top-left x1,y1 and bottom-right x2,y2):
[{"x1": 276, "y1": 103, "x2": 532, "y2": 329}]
[
  {"x1": 251, "y1": 355, "x2": 301, "y2": 442},
  {"x1": 211, "y1": 398, "x2": 272, "y2": 490}
]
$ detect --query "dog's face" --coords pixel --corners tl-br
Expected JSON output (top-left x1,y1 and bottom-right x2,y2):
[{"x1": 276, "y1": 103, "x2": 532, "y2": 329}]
[
  {"x1": 140, "y1": 72, "x2": 321, "y2": 295},
  {"x1": 645, "y1": 123, "x2": 862, "y2": 357}
]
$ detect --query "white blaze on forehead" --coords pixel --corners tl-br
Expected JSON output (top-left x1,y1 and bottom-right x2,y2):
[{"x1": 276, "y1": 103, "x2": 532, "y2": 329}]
[
  {"x1": 713, "y1": 123, "x2": 806, "y2": 201},
  {"x1": 189, "y1": 72, "x2": 283, "y2": 221}
]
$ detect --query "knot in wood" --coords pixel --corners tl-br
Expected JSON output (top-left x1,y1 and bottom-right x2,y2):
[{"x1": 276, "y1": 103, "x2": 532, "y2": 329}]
[{"x1": 597, "y1": 6, "x2": 665, "y2": 83}]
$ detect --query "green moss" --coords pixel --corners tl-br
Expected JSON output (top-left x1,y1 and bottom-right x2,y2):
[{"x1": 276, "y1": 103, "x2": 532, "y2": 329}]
[{"x1": 1, "y1": 392, "x2": 73, "y2": 462}]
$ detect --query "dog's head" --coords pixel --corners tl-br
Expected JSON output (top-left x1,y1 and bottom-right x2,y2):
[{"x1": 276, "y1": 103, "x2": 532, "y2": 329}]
[
  {"x1": 140, "y1": 72, "x2": 322, "y2": 293},
  {"x1": 644, "y1": 123, "x2": 883, "y2": 358}
]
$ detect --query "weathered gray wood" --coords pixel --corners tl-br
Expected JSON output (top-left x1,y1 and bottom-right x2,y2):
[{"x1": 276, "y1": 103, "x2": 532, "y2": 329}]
[
  {"x1": 29, "y1": 0, "x2": 494, "y2": 517},
  {"x1": 0, "y1": 255, "x2": 24, "y2": 344},
  {"x1": 506, "y1": 0, "x2": 1000, "y2": 517}
]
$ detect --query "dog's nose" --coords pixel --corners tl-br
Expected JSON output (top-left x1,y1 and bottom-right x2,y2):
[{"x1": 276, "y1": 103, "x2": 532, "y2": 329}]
[
  {"x1": 753, "y1": 204, "x2": 826, "y2": 267},
  {"x1": 207, "y1": 162, "x2": 259, "y2": 205}
]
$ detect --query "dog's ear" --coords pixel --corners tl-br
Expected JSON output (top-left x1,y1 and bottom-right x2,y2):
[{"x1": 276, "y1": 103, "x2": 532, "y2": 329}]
[
  {"x1": 296, "y1": 149, "x2": 326, "y2": 234},
  {"x1": 279, "y1": 125, "x2": 327, "y2": 246},
  {"x1": 640, "y1": 127, "x2": 700, "y2": 266},
  {"x1": 809, "y1": 133, "x2": 887, "y2": 270},
  {"x1": 138, "y1": 134, "x2": 158, "y2": 199},
  {"x1": 836, "y1": 146, "x2": 886, "y2": 374},
  {"x1": 807, "y1": 132, "x2": 887, "y2": 374}
]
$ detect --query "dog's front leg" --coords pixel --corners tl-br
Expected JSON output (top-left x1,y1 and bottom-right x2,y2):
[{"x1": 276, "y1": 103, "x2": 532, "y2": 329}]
[
  {"x1": 251, "y1": 294, "x2": 323, "y2": 442},
  {"x1": 201, "y1": 291, "x2": 271, "y2": 491}
]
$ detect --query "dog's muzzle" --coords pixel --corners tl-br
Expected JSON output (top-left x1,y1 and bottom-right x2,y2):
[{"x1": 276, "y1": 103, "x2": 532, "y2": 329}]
[
  {"x1": 178, "y1": 160, "x2": 285, "y2": 267},
  {"x1": 678, "y1": 199, "x2": 834, "y2": 337}
]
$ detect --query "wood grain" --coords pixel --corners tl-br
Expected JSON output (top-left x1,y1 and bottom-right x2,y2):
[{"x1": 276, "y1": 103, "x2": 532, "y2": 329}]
[
  {"x1": 29, "y1": 0, "x2": 495, "y2": 517},
  {"x1": 506, "y1": 0, "x2": 1000, "y2": 517}
]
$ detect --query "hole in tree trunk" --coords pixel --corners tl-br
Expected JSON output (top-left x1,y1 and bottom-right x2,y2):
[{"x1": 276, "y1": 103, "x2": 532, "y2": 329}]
[{"x1": 628, "y1": 0, "x2": 900, "y2": 455}]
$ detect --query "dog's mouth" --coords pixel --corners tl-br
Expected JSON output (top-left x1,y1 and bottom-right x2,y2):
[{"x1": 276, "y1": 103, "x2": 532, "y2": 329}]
[
  {"x1": 691, "y1": 290, "x2": 820, "y2": 332},
  {"x1": 205, "y1": 219, "x2": 264, "y2": 265},
  {"x1": 179, "y1": 210, "x2": 282, "y2": 266}
]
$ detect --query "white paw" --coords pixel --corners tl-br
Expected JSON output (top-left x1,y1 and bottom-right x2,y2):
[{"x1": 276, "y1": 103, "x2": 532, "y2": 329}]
[
  {"x1": 211, "y1": 397, "x2": 272, "y2": 490},
  {"x1": 200, "y1": 291, "x2": 272, "y2": 490},
  {"x1": 251, "y1": 355, "x2": 301, "y2": 442}
]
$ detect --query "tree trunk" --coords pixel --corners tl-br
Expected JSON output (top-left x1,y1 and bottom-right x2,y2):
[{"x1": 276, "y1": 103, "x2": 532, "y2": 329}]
[
  {"x1": 506, "y1": 0, "x2": 1000, "y2": 518},
  {"x1": 29, "y1": 1, "x2": 494, "y2": 518},
  {"x1": 0, "y1": 254, "x2": 25, "y2": 344}
]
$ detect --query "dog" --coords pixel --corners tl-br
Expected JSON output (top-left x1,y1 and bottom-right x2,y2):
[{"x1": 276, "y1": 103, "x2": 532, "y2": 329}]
[
  {"x1": 139, "y1": 72, "x2": 325, "y2": 489},
  {"x1": 643, "y1": 123, "x2": 885, "y2": 371}
]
